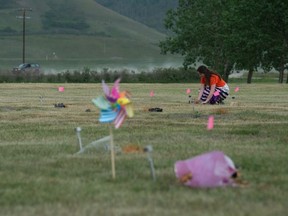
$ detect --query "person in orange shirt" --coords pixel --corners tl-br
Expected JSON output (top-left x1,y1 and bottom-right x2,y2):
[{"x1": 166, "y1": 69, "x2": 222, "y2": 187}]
[{"x1": 195, "y1": 65, "x2": 229, "y2": 104}]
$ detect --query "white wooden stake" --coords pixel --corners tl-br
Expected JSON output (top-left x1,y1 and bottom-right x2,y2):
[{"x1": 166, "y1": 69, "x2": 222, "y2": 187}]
[
  {"x1": 144, "y1": 145, "x2": 156, "y2": 181},
  {"x1": 109, "y1": 125, "x2": 116, "y2": 179},
  {"x1": 75, "y1": 127, "x2": 83, "y2": 151}
]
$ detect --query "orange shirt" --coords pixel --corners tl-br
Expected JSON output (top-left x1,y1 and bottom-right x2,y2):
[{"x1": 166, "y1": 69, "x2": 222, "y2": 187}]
[{"x1": 200, "y1": 74, "x2": 226, "y2": 87}]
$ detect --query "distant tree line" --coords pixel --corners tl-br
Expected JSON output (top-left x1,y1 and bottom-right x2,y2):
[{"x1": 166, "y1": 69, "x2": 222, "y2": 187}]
[
  {"x1": 0, "y1": 67, "x2": 284, "y2": 83},
  {"x1": 0, "y1": 67, "x2": 199, "y2": 83}
]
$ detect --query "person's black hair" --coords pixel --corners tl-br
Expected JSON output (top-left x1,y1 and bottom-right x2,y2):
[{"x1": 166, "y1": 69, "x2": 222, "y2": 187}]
[{"x1": 197, "y1": 65, "x2": 222, "y2": 86}]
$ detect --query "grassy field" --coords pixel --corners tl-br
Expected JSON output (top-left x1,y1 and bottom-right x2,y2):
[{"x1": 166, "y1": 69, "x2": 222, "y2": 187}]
[{"x1": 0, "y1": 83, "x2": 287, "y2": 216}]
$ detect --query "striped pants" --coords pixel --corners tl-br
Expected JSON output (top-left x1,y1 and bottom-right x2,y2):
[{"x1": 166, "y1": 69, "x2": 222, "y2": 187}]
[{"x1": 200, "y1": 84, "x2": 229, "y2": 104}]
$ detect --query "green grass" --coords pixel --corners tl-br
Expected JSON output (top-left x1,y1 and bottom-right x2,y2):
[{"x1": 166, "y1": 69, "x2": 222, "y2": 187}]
[{"x1": 0, "y1": 83, "x2": 288, "y2": 216}]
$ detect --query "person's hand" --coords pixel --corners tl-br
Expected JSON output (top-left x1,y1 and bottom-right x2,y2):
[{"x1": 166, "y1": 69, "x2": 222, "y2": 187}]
[{"x1": 202, "y1": 101, "x2": 208, "y2": 105}]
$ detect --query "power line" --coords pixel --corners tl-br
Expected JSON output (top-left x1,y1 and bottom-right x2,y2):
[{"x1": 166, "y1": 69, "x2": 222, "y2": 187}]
[{"x1": 16, "y1": 8, "x2": 32, "y2": 64}]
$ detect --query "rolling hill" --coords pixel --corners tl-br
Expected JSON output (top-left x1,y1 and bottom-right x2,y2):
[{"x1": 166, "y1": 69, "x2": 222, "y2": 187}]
[
  {"x1": 95, "y1": 0, "x2": 178, "y2": 33},
  {"x1": 0, "y1": 0, "x2": 182, "y2": 72}
]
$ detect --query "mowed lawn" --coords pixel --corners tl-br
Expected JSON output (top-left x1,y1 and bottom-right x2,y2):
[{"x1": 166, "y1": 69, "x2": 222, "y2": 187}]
[{"x1": 0, "y1": 83, "x2": 287, "y2": 216}]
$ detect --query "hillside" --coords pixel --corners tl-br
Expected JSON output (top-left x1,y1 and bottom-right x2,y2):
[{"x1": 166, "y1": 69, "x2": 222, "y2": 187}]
[
  {"x1": 95, "y1": 0, "x2": 178, "y2": 33},
  {"x1": 0, "y1": 0, "x2": 182, "y2": 71}
]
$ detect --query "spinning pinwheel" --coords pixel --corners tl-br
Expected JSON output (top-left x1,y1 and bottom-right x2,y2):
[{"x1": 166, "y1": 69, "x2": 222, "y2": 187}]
[
  {"x1": 92, "y1": 78, "x2": 134, "y2": 179},
  {"x1": 92, "y1": 78, "x2": 134, "y2": 129}
]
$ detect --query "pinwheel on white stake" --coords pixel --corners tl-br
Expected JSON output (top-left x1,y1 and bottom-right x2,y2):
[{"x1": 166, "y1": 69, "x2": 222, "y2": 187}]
[{"x1": 92, "y1": 78, "x2": 134, "y2": 179}]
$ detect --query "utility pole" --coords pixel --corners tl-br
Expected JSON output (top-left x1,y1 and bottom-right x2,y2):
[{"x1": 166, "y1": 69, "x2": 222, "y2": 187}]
[{"x1": 16, "y1": 8, "x2": 32, "y2": 64}]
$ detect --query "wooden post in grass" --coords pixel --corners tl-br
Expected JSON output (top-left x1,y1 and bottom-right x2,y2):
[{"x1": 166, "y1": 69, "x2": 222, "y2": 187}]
[{"x1": 109, "y1": 124, "x2": 116, "y2": 179}]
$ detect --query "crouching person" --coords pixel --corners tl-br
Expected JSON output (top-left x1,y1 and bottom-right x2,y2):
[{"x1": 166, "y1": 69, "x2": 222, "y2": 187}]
[{"x1": 195, "y1": 65, "x2": 229, "y2": 105}]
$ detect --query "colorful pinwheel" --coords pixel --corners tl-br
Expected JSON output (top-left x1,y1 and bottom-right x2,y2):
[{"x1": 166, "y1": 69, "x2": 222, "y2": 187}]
[{"x1": 92, "y1": 78, "x2": 134, "y2": 129}]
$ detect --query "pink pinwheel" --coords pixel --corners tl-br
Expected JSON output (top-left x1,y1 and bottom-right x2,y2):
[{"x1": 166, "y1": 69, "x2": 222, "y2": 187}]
[
  {"x1": 93, "y1": 79, "x2": 134, "y2": 129},
  {"x1": 102, "y1": 79, "x2": 121, "y2": 103},
  {"x1": 174, "y1": 151, "x2": 238, "y2": 188}
]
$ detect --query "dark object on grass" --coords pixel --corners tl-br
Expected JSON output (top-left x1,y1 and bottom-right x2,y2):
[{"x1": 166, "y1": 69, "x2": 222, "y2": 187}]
[
  {"x1": 232, "y1": 96, "x2": 236, "y2": 99},
  {"x1": 85, "y1": 109, "x2": 91, "y2": 112},
  {"x1": 217, "y1": 100, "x2": 225, "y2": 105},
  {"x1": 54, "y1": 103, "x2": 66, "y2": 108},
  {"x1": 148, "y1": 107, "x2": 163, "y2": 112},
  {"x1": 188, "y1": 95, "x2": 193, "y2": 104}
]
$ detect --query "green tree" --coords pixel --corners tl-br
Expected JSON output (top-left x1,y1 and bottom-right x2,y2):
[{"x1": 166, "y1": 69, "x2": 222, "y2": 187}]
[
  {"x1": 257, "y1": 0, "x2": 288, "y2": 83},
  {"x1": 224, "y1": 0, "x2": 288, "y2": 83},
  {"x1": 160, "y1": 0, "x2": 233, "y2": 81},
  {"x1": 160, "y1": 0, "x2": 288, "y2": 83},
  {"x1": 222, "y1": 1, "x2": 267, "y2": 83}
]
